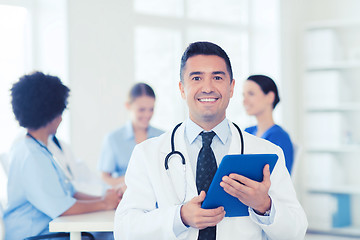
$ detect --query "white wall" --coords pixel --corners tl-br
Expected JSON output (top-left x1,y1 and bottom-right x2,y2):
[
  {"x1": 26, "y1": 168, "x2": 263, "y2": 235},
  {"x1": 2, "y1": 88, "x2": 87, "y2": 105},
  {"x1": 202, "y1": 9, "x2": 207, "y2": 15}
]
[
  {"x1": 279, "y1": 0, "x2": 304, "y2": 143},
  {"x1": 278, "y1": 0, "x2": 305, "y2": 198},
  {"x1": 67, "y1": 0, "x2": 136, "y2": 170},
  {"x1": 33, "y1": 0, "x2": 71, "y2": 142},
  {"x1": 249, "y1": 0, "x2": 282, "y2": 128}
]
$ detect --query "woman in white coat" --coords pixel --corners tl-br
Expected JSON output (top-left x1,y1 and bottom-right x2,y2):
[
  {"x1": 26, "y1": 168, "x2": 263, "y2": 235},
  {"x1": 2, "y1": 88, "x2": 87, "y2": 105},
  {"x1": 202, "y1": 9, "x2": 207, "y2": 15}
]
[{"x1": 114, "y1": 42, "x2": 307, "y2": 240}]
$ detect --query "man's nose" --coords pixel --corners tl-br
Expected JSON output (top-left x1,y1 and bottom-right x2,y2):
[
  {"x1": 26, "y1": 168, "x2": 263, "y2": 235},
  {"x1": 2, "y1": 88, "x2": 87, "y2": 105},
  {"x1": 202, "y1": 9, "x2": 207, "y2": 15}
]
[{"x1": 202, "y1": 78, "x2": 214, "y2": 93}]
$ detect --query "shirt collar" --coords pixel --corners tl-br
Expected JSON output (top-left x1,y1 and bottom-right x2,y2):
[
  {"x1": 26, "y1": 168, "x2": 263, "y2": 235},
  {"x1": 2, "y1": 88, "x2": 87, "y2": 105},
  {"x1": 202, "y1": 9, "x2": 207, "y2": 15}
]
[
  {"x1": 185, "y1": 117, "x2": 230, "y2": 144},
  {"x1": 124, "y1": 121, "x2": 135, "y2": 140},
  {"x1": 125, "y1": 121, "x2": 156, "y2": 139}
]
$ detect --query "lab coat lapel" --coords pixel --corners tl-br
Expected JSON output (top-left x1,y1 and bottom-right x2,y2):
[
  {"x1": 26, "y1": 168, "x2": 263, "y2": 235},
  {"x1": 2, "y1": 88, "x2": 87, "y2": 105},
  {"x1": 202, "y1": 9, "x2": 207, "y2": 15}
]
[
  {"x1": 228, "y1": 122, "x2": 243, "y2": 155},
  {"x1": 160, "y1": 123, "x2": 198, "y2": 203}
]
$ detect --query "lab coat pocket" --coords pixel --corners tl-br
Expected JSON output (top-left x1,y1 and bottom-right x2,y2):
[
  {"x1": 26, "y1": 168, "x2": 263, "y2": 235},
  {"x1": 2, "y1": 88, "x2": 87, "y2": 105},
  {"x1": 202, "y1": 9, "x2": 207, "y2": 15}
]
[{"x1": 217, "y1": 216, "x2": 262, "y2": 239}]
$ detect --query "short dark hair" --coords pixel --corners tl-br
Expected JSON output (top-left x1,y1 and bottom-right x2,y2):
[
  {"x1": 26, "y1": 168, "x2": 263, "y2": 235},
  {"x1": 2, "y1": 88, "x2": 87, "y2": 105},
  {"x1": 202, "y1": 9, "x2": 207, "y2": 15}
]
[
  {"x1": 128, "y1": 82, "x2": 156, "y2": 103},
  {"x1": 180, "y1": 41, "x2": 233, "y2": 82},
  {"x1": 247, "y1": 75, "x2": 280, "y2": 109},
  {"x1": 11, "y1": 71, "x2": 70, "y2": 130}
]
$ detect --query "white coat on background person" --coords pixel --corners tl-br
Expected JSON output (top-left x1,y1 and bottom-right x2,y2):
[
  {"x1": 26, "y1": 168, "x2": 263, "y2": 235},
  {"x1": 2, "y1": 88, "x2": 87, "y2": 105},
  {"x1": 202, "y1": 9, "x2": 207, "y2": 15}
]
[
  {"x1": 114, "y1": 41, "x2": 307, "y2": 240},
  {"x1": 48, "y1": 135, "x2": 108, "y2": 196}
]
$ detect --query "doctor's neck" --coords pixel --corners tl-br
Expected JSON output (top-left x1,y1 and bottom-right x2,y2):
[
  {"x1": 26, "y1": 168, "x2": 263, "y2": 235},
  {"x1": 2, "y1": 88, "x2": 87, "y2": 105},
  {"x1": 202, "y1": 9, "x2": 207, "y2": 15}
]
[
  {"x1": 27, "y1": 128, "x2": 51, "y2": 146},
  {"x1": 191, "y1": 115, "x2": 226, "y2": 132}
]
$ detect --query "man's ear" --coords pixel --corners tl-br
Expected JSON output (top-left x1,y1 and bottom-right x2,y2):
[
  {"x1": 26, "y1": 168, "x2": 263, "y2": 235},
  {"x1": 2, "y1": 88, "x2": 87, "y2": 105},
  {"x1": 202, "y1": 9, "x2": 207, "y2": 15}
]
[
  {"x1": 125, "y1": 101, "x2": 131, "y2": 110},
  {"x1": 229, "y1": 79, "x2": 235, "y2": 98},
  {"x1": 179, "y1": 81, "x2": 186, "y2": 99}
]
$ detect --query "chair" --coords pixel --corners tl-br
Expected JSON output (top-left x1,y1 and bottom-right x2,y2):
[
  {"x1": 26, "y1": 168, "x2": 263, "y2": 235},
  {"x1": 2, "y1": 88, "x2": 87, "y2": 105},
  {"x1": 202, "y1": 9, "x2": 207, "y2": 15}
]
[
  {"x1": 24, "y1": 232, "x2": 95, "y2": 240},
  {"x1": 291, "y1": 143, "x2": 302, "y2": 185},
  {"x1": 290, "y1": 143, "x2": 307, "y2": 204},
  {"x1": 0, "y1": 153, "x2": 9, "y2": 210},
  {"x1": 0, "y1": 203, "x2": 4, "y2": 240},
  {"x1": 0, "y1": 154, "x2": 8, "y2": 177},
  {"x1": 0, "y1": 153, "x2": 7, "y2": 240},
  {"x1": 291, "y1": 144, "x2": 300, "y2": 179}
]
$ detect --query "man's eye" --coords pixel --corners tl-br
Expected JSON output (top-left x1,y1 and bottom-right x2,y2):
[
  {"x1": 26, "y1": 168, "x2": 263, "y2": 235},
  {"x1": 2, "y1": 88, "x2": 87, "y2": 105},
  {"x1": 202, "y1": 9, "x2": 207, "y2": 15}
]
[
  {"x1": 214, "y1": 76, "x2": 222, "y2": 80},
  {"x1": 193, "y1": 76, "x2": 201, "y2": 81}
]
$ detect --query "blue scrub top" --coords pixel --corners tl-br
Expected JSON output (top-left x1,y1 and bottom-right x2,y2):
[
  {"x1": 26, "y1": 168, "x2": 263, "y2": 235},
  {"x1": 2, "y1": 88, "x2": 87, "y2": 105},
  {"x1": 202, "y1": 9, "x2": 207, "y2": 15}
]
[
  {"x1": 245, "y1": 124, "x2": 294, "y2": 174},
  {"x1": 4, "y1": 137, "x2": 76, "y2": 240},
  {"x1": 98, "y1": 122, "x2": 164, "y2": 177}
]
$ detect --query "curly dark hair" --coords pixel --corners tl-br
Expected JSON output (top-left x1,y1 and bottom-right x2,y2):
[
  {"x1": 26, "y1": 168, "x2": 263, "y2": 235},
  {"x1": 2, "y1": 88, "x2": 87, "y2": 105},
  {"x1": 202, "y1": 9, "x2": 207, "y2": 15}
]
[{"x1": 11, "y1": 71, "x2": 70, "y2": 130}]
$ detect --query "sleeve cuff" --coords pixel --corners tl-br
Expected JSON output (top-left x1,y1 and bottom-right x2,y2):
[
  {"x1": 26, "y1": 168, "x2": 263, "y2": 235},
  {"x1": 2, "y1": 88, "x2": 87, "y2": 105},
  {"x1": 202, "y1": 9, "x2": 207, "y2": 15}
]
[
  {"x1": 173, "y1": 205, "x2": 189, "y2": 237},
  {"x1": 249, "y1": 201, "x2": 276, "y2": 225}
]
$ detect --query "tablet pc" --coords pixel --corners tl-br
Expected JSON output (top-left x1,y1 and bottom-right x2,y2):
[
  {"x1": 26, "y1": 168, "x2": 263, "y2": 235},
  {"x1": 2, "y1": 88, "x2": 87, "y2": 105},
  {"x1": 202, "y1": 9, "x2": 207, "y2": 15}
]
[{"x1": 201, "y1": 154, "x2": 278, "y2": 217}]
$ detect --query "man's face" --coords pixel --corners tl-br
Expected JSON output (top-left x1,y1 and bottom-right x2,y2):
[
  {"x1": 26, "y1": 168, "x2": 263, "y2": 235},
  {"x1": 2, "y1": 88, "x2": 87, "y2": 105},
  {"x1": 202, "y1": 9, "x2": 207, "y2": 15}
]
[{"x1": 179, "y1": 55, "x2": 235, "y2": 128}]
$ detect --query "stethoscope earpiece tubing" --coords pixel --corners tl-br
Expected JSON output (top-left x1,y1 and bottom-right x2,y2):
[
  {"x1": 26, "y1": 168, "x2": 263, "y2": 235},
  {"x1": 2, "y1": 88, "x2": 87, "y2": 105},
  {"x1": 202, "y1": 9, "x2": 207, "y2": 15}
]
[
  {"x1": 165, "y1": 121, "x2": 244, "y2": 170},
  {"x1": 232, "y1": 122, "x2": 244, "y2": 155},
  {"x1": 165, "y1": 123, "x2": 184, "y2": 170}
]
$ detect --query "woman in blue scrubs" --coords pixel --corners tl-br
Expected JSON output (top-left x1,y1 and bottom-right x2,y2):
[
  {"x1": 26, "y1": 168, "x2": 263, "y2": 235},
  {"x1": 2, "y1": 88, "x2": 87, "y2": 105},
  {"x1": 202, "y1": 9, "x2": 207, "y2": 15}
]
[
  {"x1": 3, "y1": 72, "x2": 120, "y2": 240},
  {"x1": 243, "y1": 75, "x2": 294, "y2": 174},
  {"x1": 98, "y1": 83, "x2": 164, "y2": 189}
]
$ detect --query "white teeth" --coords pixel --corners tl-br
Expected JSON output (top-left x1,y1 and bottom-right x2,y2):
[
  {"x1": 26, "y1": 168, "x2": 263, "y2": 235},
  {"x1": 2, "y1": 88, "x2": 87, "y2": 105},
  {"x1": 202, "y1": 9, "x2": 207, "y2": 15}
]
[{"x1": 199, "y1": 98, "x2": 216, "y2": 102}]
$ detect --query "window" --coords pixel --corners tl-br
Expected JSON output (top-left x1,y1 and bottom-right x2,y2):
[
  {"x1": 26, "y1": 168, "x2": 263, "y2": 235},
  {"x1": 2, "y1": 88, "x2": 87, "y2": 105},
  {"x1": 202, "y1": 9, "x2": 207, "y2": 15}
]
[
  {"x1": 0, "y1": 1, "x2": 69, "y2": 153},
  {"x1": 0, "y1": 4, "x2": 29, "y2": 206},
  {"x1": 133, "y1": 0, "x2": 272, "y2": 130},
  {"x1": 0, "y1": 5, "x2": 29, "y2": 154},
  {"x1": 0, "y1": 1, "x2": 69, "y2": 205}
]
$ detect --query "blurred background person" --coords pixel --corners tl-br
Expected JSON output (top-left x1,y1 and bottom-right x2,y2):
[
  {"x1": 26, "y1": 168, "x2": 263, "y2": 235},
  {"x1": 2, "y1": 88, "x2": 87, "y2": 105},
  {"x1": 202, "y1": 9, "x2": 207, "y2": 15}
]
[
  {"x1": 98, "y1": 83, "x2": 164, "y2": 190},
  {"x1": 3, "y1": 72, "x2": 120, "y2": 240},
  {"x1": 242, "y1": 74, "x2": 294, "y2": 174}
]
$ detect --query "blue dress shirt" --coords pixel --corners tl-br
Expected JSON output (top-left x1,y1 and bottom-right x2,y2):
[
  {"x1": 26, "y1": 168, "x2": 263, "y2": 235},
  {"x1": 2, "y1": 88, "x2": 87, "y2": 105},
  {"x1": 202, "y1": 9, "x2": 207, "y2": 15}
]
[{"x1": 98, "y1": 121, "x2": 164, "y2": 177}]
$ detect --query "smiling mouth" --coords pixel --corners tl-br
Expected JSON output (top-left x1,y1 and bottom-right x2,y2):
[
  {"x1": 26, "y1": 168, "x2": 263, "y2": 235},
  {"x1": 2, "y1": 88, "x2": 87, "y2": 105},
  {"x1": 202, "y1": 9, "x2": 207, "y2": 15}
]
[{"x1": 198, "y1": 98, "x2": 218, "y2": 102}]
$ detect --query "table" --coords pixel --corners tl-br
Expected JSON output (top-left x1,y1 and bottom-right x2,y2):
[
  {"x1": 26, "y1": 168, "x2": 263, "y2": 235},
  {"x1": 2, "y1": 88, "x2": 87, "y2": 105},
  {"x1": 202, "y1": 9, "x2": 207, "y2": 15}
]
[{"x1": 49, "y1": 210, "x2": 115, "y2": 240}]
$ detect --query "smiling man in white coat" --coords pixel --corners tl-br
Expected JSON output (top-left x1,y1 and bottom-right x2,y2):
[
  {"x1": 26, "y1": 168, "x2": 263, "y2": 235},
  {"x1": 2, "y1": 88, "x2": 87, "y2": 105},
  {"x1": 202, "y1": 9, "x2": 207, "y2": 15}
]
[{"x1": 114, "y1": 41, "x2": 307, "y2": 240}]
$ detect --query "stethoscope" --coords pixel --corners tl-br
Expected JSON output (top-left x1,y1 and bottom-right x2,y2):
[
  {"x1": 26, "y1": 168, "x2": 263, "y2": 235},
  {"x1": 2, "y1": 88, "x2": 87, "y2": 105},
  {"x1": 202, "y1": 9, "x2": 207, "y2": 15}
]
[
  {"x1": 164, "y1": 122, "x2": 244, "y2": 203},
  {"x1": 27, "y1": 133, "x2": 73, "y2": 195}
]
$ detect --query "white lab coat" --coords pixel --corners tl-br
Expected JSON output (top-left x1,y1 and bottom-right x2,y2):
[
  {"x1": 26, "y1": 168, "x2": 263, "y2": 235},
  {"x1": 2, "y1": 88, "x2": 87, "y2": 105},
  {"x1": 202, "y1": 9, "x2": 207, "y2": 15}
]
[{"x1": 114, "y1": 122, "x2": 308, "y2": 240}]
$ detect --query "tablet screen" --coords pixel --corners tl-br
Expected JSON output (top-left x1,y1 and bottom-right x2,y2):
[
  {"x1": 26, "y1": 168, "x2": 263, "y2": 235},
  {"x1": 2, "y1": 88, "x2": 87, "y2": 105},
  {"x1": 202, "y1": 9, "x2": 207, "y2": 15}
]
[{"x1": 201, "y1": 154, "x2": 278, "y2": 217}]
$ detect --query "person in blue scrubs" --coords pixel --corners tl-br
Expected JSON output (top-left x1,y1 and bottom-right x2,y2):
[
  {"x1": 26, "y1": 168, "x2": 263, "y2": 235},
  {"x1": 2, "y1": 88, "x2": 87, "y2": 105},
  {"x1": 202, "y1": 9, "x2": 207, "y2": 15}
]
[
  {"x1": 98, "y1": 83, "x2": 164, "y2": 189},
  {"x1": 4, "y1": 72, "x2": 120, "y2": 240},
  {"x1": 243, "y1": 75, "x2": 294, "y2": 173}
]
